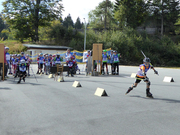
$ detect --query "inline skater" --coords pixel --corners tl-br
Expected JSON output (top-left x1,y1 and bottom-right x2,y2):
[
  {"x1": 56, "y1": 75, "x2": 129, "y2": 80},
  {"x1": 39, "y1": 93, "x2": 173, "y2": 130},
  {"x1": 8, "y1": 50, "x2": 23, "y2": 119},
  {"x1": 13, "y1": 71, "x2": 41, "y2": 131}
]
[
  {"x1": 85, "y1": 50, "x2": 91, "y2": 75},
  {"x1": 66, "y1": 57, "x2": 75, "y2": 77},
  {"x1": 113, "y1": 51, "x2": 120, "y2": 75},
  {"x1": 101, "y1": 50, "x2": 109, "y2": 75},
  {"x1": 54, "y1": 54, "x2": 63, "y2": 66},
  {"x1": 126, "y1": 57, "x2": 158, "y2": 98},
  {"x1": 72, "y1": 51, "x2": 80, "y2": 74},
  {"x1": 36, "y1": 54, "x2": 40, "y2": 74},
  {"x1": 52, "y1": 54, "x2": 56, "y2": 67},
  {"x1": 8, "y1": 54, "x2": 13, "y2": 75},
  {"x1": 109, "y1": 50, "x2": 114, "y2": 75},
  {"x1": 45, "y1": 54, "x2": 51, "y2": 75},
  {"x1": 14, "y1": 54, "x2": 21, "y2": 78},
  {"x1": 38, "y1": 53, "x2": 44, "y2": 74},
  {"x1": 26, "y1": 54, "x2": 31, "y2": 76},
  {"x1": 17, "y1": 59, "x2": 27, "y2": 84},
  {"x1": 65, "y1": 49, "x2": 72, "y2": 62}
]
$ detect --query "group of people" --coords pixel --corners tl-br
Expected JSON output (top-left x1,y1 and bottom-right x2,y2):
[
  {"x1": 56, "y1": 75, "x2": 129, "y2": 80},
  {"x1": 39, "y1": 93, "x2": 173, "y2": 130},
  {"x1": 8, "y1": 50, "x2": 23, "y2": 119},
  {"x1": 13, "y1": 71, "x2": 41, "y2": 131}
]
[
  {"x1": 85, "y1": 50, "x2": 121, "y2": 75},
  {"x1": 36, "y1": 49, "x2": 80, "y2": 77},
  {"x1": 101, "y1": 50, "x2": 121, "y2": 75},
  {"x1": 2, "y1": 47, "x2": 159, "y2": 98},
  {"x1": 3, "y1": 47, "x2": 31, "y2": 83},
  {"x1": 3, "y1": 48, "x2": 80, "y2": 83}
]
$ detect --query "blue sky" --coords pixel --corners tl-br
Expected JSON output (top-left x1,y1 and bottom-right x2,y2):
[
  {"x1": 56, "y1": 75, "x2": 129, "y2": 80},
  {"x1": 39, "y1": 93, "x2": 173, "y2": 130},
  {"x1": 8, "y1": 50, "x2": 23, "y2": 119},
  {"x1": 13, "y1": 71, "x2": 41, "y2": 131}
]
[{"x1": 0, "y1": 0, "x2": 115, "y2": 22}]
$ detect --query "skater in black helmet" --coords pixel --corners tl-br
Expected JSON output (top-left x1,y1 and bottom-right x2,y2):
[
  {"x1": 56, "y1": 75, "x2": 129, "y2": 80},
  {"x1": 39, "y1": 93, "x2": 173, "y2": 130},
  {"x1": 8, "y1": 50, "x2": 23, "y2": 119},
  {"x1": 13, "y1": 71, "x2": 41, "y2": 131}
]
[
  {"x1": 126, "y1": 57, "x2": 158, "y2": 98},
  {"x1": 17, "y1": 59, "x2": 27, "y2": 84}
]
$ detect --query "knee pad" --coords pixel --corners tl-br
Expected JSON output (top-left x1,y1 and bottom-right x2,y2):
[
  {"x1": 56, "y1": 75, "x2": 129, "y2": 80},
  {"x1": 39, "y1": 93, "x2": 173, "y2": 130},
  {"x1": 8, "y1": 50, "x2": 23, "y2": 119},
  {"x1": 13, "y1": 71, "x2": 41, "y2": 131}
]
[
  {"x1": 133, "y1": 84, "x2": 136, "y2": 88},
  {"x1": 147, "y1": 81, "x2": 151, "y2": 86}
]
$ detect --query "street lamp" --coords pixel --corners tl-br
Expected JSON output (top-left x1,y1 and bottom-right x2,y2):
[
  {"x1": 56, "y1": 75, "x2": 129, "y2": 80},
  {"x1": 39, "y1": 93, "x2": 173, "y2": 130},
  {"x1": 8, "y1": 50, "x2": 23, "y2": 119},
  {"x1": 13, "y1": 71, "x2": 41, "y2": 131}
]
[{"x1": 83, "y1": 18, "x2": 86, "y2": 51}]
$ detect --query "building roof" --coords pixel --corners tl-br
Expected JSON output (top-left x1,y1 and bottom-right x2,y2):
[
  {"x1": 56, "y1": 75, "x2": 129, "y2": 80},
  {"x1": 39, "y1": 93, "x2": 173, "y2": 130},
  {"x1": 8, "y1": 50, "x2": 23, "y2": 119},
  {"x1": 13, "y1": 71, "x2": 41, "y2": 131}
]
[{"x1": 23, "y1": 44, "x2": 72, "y2": 50}]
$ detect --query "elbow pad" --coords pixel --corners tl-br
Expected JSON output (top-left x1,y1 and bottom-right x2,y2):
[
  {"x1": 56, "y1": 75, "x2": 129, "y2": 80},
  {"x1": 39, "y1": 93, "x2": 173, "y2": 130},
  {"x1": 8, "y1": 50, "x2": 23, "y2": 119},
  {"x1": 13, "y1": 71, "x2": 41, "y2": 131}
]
[{"x1": 150, "y1": 63, "x2": 154, "y2": 69}]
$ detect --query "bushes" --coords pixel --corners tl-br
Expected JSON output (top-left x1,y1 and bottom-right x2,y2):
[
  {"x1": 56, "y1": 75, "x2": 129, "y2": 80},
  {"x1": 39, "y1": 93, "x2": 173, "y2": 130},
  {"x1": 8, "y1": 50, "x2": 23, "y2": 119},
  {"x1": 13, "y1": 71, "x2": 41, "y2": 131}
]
[
  {"x1": 0, "y1": 40, "x2": 27, "y2": 54},
  {"x1": 4, "y1": 24, "x2": 178, "y2": 67},
  {"x1": 85, "y1": 27, "x2": 180, "y2": 67},
  {"x1": 48, "y1": 23, "x2": 84, "y2": 50}
]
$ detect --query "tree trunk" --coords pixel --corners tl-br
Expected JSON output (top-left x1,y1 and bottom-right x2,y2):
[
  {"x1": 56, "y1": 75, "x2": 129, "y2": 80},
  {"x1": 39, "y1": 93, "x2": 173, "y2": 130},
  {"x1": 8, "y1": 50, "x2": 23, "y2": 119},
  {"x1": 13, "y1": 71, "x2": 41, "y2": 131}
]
[
  {"x1": 161, "y1": 0, "x2": 164, "y2": 36},
  {"x1": 34, "y1": 0, "x2": 40, "y2": 42},
  {"x1": 104, "y1": 0, "x2": 108, "y2": 30}
]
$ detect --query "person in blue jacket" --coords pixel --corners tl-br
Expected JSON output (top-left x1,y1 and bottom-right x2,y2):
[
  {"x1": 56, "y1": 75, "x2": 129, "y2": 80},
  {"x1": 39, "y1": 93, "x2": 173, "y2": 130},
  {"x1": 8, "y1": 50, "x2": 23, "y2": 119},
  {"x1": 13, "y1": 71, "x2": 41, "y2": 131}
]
[
  {"x1": 109, "y1": 50, "x2": 114, "y2": 74},
  {"x1": 38, "y1": 53, "x2": 45, "y2": 74}
]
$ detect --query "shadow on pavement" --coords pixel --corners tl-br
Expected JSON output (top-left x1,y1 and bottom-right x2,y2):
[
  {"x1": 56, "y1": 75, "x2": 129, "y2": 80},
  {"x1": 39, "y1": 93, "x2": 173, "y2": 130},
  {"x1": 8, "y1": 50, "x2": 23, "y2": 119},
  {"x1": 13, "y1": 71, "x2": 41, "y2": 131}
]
[
  {"x1": 0, "y1": 87, "x2": 11, "y2": 90},
  {"x1": 97, "y1": 73, "x2": 131, "y2": 78},
  {"x1": 130, "y1": 95, "x2": 180, "y2": 103}
]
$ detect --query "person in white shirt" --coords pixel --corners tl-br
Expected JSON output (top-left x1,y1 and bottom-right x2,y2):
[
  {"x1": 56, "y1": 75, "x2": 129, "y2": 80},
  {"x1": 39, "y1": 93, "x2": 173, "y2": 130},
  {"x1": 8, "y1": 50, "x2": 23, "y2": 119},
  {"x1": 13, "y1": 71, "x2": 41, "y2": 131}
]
[{"x1": 65, "y1": 49, "x2": 72, "y2": 62}]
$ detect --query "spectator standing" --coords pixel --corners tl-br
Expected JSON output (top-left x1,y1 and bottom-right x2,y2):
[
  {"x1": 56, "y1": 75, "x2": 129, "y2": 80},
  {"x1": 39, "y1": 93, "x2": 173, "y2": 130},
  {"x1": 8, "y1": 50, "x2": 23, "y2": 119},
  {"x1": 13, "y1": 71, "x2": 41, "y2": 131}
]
[
  {"x1": 113, "y1": 51, "x2": 121, "y2": 75},
  {"x1": 5, "y1": 47, "x2": 10, "y2": 77},
  {"x1": 65, "y1": 49, "x2": 71, "y2": 62},
  {"x1": 109, "y1": 50, "x2": 114, "y2": 74}
]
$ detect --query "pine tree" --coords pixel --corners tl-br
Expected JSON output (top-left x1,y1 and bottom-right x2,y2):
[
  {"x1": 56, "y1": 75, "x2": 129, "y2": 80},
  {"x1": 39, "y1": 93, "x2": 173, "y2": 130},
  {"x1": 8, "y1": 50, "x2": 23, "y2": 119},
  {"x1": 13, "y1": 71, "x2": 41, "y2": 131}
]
[
  {"x1": 74, "y1": 17, "x2": 82, "y2": 29},
  {"x1": 114, "y1": 0, "x2": 120, "y2": 13},
  {"x1": 114, "y1": 0, "x2": 149, "y2": 28},
  {"x1": 63, "y1": 14, "x2": 74, "y2": 28},
  {"x1": 150, "y1": 0, "x2": 180, "y2": 35}
]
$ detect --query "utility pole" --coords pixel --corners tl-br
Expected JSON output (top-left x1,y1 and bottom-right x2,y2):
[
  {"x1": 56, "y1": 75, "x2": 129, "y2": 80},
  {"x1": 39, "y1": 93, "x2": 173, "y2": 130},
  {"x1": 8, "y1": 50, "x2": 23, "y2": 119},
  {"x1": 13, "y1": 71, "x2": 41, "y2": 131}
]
[{"x1": 83, "y1": 18, "x2": 86, "y2": 51}]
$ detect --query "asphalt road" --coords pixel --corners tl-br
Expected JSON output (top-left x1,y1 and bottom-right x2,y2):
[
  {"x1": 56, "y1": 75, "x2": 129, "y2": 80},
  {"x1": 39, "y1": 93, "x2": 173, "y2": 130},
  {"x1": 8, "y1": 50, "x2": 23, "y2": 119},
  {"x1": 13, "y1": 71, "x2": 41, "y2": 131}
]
[{"x1": 0, "y1": 64, "x2": 180, "y2": 135}]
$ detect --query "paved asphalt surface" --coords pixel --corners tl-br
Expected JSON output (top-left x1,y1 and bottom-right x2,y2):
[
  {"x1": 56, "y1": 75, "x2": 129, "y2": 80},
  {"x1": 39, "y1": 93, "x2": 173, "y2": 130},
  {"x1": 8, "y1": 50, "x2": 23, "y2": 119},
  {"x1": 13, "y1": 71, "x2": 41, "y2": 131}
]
[{"x1": 0, "y1": 64, "x2": 180, "y2": 135}]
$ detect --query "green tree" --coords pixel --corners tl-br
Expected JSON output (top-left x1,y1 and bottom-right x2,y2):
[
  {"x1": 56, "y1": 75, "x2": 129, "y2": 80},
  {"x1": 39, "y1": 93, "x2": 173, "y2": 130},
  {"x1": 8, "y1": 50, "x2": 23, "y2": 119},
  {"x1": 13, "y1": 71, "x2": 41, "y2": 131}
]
[
  {"x1": 0, "y1": 14, "x2": 7, "y2": 32},
  {"x1": 175, "y1": 14, "x2": 180, "y2": 35},
  {"x1": 0, "y1": 14, "x2": 8, "y2": 40},
  {"x1": 114, "y1": 0, "x2": 149, "y2": 29},
  {"x1": 74, "y1": 17, "x2": 82, "y2": 29},
  {"x1": 114, "y1": 0, "x2": 120, "y2": 12},
  {"x1": 149, "y1": 0, "x2": 180, "y2": 35},
  {"x1": 2, "y1": 0, "x2": 63, "y2": 42},
  {"x1": 88, "y1": 0, "x2": 115, "y2": 30},
  {"x1": 63, "y1": 14, "x2": 74, "y2": 28}
]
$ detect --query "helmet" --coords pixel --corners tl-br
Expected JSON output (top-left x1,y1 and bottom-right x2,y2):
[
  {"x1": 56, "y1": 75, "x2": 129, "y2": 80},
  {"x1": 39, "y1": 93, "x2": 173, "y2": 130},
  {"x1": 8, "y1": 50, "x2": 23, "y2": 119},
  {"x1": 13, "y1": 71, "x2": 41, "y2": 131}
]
[
  {"x1": 73, "y1": 51, "x2": 76, "y2": 54},
  {"x1": 17, "y1": 54, "x2": 21, "y2": 57},
  {"x1": 113, "y1": 50, "x2": 117, "y2": 53},
  {"x1": 103, "y1": 50, "x2": 107, "y2": 52},
  {"x1": 143, "y1": 57, "x2": 151, "y2": 63},
  {"x1": 52, "y1": 54, "x2": 55, "y2": 57},
  {"x1": 40, "y1": 53, "x2": 43, "y2": 55},
  {"x1": 49, "y1": 54, "x2": 52, "y2": 56},
  {"x1": 5, "y1": 47, "x2": 9, "y2": 50},
  {"x1": 26, "y1": 54, "x2": 29, "y2": 57},
  {"x1": 56, "y1": 54, "x2": 60, "y2": 56},
  {"x1": 21, "y1": 52, "x2": 24, "y2": 54},
  {"x1": 21, "y1": 59, "x2": 25, "y2": 64}
]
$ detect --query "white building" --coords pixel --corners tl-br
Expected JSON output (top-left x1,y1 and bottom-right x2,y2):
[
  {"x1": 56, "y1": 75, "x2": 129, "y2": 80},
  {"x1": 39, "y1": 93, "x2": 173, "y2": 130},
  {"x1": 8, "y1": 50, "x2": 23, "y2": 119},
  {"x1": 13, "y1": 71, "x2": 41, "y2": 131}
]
[
  {"x1": 23, "y1": 44, "x2": 72, "y2": 55},
  {"x1": 23, "y1": 44, "x2": 72, "y2": 61}
]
